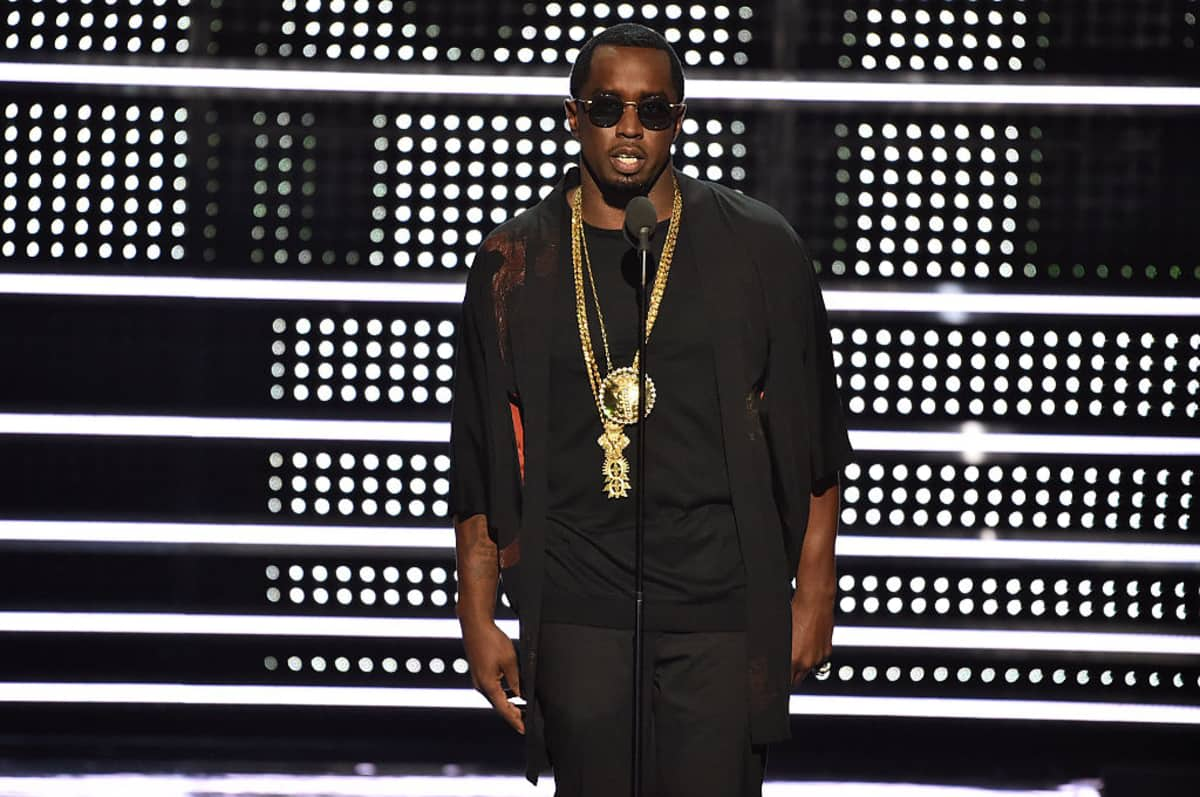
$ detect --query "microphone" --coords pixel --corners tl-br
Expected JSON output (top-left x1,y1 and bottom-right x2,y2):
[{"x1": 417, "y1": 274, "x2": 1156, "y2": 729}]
[{"x1": 623, "y1": 195, "x2": 658, "y2": 252}]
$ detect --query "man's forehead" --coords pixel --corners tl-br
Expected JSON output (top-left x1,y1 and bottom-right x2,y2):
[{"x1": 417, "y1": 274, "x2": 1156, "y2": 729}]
[{"x1": 582, "y1": 45, "x2": 674, "y2": 97}]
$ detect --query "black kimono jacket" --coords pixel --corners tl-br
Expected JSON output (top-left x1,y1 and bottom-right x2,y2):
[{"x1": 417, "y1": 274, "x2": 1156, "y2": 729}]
[{"x1": 450, "y1": 168, "x2": 852, "y2": 780}]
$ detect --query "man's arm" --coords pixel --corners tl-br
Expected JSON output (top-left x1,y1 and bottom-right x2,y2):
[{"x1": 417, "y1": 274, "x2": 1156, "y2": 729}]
[
  {"x1": 455, "y1": 513, "x2": 525, "y2": 733},
  {"x1": 789, "y1": 480, "x2": 840, "y2": 684}
]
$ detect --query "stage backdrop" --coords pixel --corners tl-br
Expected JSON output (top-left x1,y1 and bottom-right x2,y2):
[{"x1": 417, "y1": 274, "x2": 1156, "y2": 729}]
[{"x1": 0, "y1": 0, "x2": 1196, "y2": 781}]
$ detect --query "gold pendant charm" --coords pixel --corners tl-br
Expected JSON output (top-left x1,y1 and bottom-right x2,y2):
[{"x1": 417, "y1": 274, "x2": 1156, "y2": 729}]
[
  {"x1": 600, "y1": 366, "x2": 656, "y2": 427},
  {"x1": 597, "y1": 421, "x2": 631, "y2": 499}
]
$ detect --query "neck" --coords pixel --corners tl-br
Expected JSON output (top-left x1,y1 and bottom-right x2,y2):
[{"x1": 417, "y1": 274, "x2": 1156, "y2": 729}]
[{"x1": 575, "y1": 163, "x2": 676, "y2": 229}]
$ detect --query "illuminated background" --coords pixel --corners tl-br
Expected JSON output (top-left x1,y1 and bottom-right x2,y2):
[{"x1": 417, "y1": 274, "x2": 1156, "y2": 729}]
[{"x1": 0, "y1": 0, "x2": 1197, "y2": 791}]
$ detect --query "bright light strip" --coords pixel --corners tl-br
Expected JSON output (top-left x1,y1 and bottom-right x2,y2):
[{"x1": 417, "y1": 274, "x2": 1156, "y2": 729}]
[
  {"x1": 4, "y1": 62, "x2": 1200, "y2": 107},
  {"x1": 4, "y1": 613, "x2": 1198, "y2": 656},
  {"x1": 4, "y1": 521, "x2": 1197, "y2": 566},
  {"x1": 4, "y1": 274, "x2": 1199, "y2": 319},
  {"x1": 822, "y1": 290, "x2": 1200, "y2": 317},
  {"x1": 1, "y1": 414, "x2": 1194, "y2": 457},
  {"x1": 0, "y1": 414, "x2": 450, "y2": 442},
  {"x1": 835, "y1": 535, "x2": 1200, "y2": 565},
  {"x1": 0, "y1": 774, "x2": 1100, "y2": 797},
  {"x1": 0, "y1": 612, "x2": 519, "y2": 639},
  {"x1": 0, "y1": 681, "x2": 1191, "y2": 726},
  {"x1": 832, "y1": 626, "x2": 1200, "y2": 656},
  {"x1": 0, "y1": 274, "x2": 464, "y2": 304},
  {"x1": 0, "y1": 520, "x2": 454, "y2": 548},
  {"x1": 852, "y1": 430, "x2": 1200, "y2": 457},
  {"x1": 788, "y1": 694, "x2": 1200, "y2": 725}
]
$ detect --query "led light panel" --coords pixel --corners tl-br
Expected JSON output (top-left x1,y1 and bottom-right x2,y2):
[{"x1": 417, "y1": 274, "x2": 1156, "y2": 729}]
[
  {"x1": 829, "y1": 318, "x2": 1198, "y2": 432},
  {"x1": 840, "y1": 453, "x2": 1194, "y2": 539},
  {"x1": 839, "y1": 4, "x2": 1050, "y2": 74}
]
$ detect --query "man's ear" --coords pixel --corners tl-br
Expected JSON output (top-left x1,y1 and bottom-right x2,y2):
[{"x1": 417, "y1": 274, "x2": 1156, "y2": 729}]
[{"x1": 564, "y1": 98, "x2": 580, "y2": 138}]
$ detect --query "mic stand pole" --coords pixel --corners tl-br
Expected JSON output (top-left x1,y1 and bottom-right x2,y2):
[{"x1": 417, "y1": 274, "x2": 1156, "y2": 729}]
[{"x1": 631, "y1": 235, "x2": 650, "y2": 797}]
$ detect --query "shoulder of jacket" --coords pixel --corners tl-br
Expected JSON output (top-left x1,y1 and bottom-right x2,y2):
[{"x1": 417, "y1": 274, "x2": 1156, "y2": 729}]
[{"x1": 687, "y1": 175, "x2": 800, "y2": 247}]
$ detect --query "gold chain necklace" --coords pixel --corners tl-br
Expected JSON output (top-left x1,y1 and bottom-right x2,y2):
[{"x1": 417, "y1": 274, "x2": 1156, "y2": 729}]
[{"x1": 570, "y1": 181, "x2": 683, "y2": 498}]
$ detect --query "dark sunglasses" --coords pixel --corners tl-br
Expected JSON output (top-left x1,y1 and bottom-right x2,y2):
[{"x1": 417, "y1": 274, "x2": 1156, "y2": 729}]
[{"x1": 572, "y1": 96, "x2": 685, "y2": 131}]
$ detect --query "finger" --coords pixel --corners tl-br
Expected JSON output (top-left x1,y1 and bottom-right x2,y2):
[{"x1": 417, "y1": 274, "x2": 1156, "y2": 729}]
[{"x1": 482, "y1": 678, "x2": 526, "y2": 734}]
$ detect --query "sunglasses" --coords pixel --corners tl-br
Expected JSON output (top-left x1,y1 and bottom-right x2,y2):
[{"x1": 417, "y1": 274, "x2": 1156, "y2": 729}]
[{"x1": 572, "y1": 95, "x2": 685, "y2": 131}]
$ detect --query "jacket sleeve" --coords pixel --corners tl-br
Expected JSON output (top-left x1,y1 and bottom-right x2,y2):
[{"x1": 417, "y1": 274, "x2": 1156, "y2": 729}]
[
  {"x1": 448, "y1": 264, "x2": 492, "y2": 522},
  {"x1": 796, "y1": 239, "x2": 854, "y2": 489}
]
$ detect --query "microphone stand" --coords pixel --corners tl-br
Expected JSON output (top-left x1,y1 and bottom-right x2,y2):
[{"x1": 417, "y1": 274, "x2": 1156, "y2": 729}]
[{"x1": 631, "y1": 227, "x2": 649, "y2": 797}]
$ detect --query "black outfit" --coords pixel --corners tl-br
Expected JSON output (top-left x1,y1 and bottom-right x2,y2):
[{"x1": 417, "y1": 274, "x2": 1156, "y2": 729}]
[
  {"x1": 450, "y1": 168, "x2": 853, "y2": 787},
  {"x1": 543, "y1": 222, "x2": 745, "y2": 632},
  {"x1": 537, "y1": 623, "x2": 764, "y2": 797}
]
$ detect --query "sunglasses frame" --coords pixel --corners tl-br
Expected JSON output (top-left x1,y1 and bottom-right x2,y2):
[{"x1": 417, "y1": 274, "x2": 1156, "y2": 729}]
[{"x1": 570, "y1": 96, "x2": 687, "y2": 131}]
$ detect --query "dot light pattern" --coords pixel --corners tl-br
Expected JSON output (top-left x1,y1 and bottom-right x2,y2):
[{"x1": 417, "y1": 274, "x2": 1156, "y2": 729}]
[
  {"x1": 264, "y1": 560, "x2": 470, "y2": 616},
  {"x1": 245, "y1": 110, "x2": 324, "y2": 268},
  {"x1": 252, "y1": 639, "x2": 1200, "y2": 705},
  {"x1": 265, "y1": 555, "x2": 1197, "y2": 632},
  {"x1": 839, "y1": 3, "x2": 1050, "y2": 73},
  {"x1": 256, "y1": 638, "x2": 473, "y2": 687},
  {"x1": 807, "y1": 651, "x2": 1200, "y2": 703},
  {"x1": 197, "y1": 101, "x2": 750, "y2": 274},
  {"x1": 366, "y1": 109, "x2": 749, "y2": 271},
  {"x1": 830, "y1": 120, "x2": 1038, "y2": 281},
  {"x1": 1, "y1": 99, "x2": 191, "y2": 263},
  {"x1": 835, "y1": 567, "x2": 1199, "y2": 629},
  {"x1": 818, "y1": 112, "x2": 1200, "y2": 287},
  {"x1": 840, "y1": 456, "x2": 1195, "y2": 539},
  {"x1": 263, "y1": 650, "x2": 471, "y2": 682},
  {"x1": 829, "y1": 321, "x2": 1198, "y2": 431},
  {"x1": 269, "y1": 313, "x2": 457, "y2": 408},
  {"x1": 240, "y1": 0, "x2": 762, "y2": 68},
  {"x1": 266, "y1": 447, "x2": 451, "y2": 522},
  {"x1": 1, "y1": 2, "x2": 193, "y2": 57}
]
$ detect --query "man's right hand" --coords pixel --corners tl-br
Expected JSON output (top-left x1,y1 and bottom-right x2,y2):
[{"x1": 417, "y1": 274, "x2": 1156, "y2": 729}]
[{"x1": 462, "y1": 619, "x2": 525, "y2": 734}]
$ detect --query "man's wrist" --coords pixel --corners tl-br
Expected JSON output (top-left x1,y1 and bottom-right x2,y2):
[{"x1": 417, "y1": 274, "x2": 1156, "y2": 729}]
[{"x1": 456, "y1": 605, "x2": 497, "y2": 632}]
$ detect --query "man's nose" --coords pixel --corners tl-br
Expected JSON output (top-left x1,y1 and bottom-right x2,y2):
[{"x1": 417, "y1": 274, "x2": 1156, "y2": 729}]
[{"x1": 615, "y1": 102, "x2": 643, "y2": 137}]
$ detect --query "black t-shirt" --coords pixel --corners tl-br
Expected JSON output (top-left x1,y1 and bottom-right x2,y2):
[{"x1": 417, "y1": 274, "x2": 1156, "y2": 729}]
[{"x1": 542, "y1": 218, "x2": 746, "y2": 631}]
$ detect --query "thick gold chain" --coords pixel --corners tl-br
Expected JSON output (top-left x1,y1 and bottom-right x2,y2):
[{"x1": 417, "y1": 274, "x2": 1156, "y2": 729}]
[{"x1": 570, "y1": 181, "x2": 682, "y2": 419}]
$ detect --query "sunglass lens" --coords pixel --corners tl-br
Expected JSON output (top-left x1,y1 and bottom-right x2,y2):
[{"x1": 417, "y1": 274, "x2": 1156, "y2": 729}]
[
  {"x1": 588, "y1": 97, "x2": 624, "y2": 127},
  {"x1": 638, "y1": 100, "x2": 673, "y2": 130}
]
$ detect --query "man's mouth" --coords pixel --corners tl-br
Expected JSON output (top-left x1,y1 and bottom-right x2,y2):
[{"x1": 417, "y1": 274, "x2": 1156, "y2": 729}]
[{"x1": 611, "y1": 152, "x2": 645, "y2": 174}]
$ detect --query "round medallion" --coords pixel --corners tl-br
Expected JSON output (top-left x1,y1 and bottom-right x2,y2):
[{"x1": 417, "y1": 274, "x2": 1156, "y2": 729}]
[{"x1": 600, "y1": 366, "x2": 656, "y2": 426}]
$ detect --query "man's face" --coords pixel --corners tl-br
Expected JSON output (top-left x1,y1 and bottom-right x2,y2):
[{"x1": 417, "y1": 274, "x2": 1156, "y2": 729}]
[{"x1": 566, "y1": 45, "x2": 684, "y2": 197}]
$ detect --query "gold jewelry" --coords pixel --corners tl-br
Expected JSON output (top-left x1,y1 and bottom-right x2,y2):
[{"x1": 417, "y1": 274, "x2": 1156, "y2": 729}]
[{"x1": 571, "y1": 181, "x2": 682, "y2": 498}]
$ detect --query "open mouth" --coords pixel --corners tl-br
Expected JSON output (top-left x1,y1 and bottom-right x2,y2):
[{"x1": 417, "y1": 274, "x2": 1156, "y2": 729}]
[{"x1": 611, "y1": 153, "x2": 645, "y2": 174}]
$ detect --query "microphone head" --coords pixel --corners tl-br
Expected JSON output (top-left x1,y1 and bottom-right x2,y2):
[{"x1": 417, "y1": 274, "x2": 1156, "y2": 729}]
[{"x1": 623, "y1": 195, "x2": 658, "y2": 249}]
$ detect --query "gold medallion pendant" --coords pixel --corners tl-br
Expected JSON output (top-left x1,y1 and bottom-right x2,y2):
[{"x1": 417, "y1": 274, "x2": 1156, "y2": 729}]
[
  {"x1": 571, "y1": 179, "x2": 682, "y2": 499},
  {"x1": 599, "y1": 366, "x2": 656, "y2": 427}
]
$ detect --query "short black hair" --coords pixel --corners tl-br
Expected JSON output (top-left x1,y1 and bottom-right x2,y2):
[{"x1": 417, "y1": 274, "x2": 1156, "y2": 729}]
[{"x1": 569, "y1": 23, "x2": 685, "y2": 102}]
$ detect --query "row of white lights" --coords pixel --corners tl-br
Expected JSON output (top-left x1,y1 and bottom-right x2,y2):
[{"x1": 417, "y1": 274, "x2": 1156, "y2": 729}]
[
  {"x1": 0, "y1": 415, "x2": 1196, "y2": 456},
  {"x1": 1, "y1": 521, "x2": 1197, "y2": 564},
  {"x1": 3, "y1": 613, "x2": 1198, "y2": 656},
  {"x1": 4, "y1": 62, "x2": 1200, "y2": 107},
  {"x1": 1, "y1": 275, "x2": 1198, "y2": 317}
]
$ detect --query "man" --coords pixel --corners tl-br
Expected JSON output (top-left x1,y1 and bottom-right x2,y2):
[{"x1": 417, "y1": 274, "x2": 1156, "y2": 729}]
[{"x1": 450, "y1": 23, "x2": 850, "y2": 796}]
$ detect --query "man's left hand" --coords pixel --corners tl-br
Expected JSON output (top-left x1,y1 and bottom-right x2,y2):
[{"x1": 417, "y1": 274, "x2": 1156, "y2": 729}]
[{"x1": 790, "y1": 588, "x2": 834, "y2": 685}]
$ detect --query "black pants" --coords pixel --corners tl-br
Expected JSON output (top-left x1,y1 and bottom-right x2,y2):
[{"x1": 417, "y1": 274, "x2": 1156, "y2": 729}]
[{"x1": 536, "y1": 623, "x2": 766, "y2": 797}]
